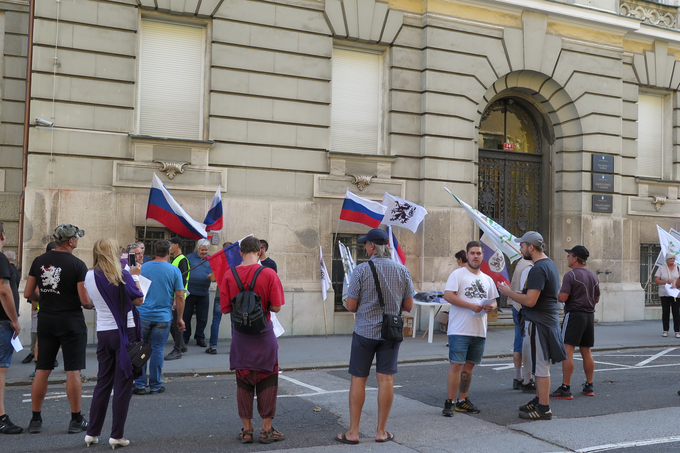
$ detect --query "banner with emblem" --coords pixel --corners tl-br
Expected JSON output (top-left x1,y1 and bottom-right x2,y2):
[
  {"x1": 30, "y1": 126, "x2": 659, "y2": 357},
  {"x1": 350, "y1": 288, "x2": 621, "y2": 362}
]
[
  {"x1": 479, "y1": 234, "x2": 510, "y2": 286},
  {"x1": 338, "y1": 241, "x2": 356, "y2": 308},
  {"x1": 380, "y1": 192, "x2": 428, "y2": 233},
  {"x1": 655, "y1": 225, "x2": 680, "y2": 266}
]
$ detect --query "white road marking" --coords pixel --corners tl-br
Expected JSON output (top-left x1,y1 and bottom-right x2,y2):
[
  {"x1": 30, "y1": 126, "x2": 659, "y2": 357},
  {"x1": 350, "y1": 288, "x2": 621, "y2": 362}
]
[
  {"x1": 22, "y1": 392, "x2": 93, "y2": 403},
  {"x1": 279, "y1": 375, "x2": 325, "y2": 393},
  {"x1": 278, "y1": 386, "x2": 403, "y2": 398},
  {"x1": 492, "y1": 364, "x2": 515, "y2": 370},
  {"x1": 635, "y1": 347, "x2": 676, "y2": 367},
  {"x1": 575, "y1": 435, "x2": 680, "y2": 452}
]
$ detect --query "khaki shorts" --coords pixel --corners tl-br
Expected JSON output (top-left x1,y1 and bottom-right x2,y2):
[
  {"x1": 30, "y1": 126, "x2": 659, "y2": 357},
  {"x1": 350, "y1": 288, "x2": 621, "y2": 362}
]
[{"x1": 523, "y1": 321, "x2": 551, "y2": 378}]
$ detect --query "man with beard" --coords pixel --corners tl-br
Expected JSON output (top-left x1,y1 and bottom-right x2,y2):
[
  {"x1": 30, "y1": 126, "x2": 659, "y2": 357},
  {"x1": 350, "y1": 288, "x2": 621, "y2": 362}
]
[
  {"x1": 497, "y1": 231, "x2": 566, "y2": 421},
  {"x1": 442, "y1": 241, "x2": 498, "y2": 417}
]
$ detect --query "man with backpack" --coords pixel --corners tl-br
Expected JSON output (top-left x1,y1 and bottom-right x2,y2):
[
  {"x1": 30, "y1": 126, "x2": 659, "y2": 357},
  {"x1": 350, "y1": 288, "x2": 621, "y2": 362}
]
[{"x1": 220, "y1": 236, "x2": 285, "y2": 445}]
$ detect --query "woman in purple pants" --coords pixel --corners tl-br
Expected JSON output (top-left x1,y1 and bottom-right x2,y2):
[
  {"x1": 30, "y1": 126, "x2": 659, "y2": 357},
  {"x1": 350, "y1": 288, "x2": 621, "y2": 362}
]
[{"x1": 83, "y1": 238, "x2": 143, "y2": 449}]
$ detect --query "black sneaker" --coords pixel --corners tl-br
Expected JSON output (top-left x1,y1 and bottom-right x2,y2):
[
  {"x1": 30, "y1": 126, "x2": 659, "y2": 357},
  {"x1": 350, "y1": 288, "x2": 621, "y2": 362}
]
[
  {"x1": 150, "y1": 386, "x2": 166, "y2": 395},
  {"x1": 0, "y1": 415, "x2": 23, "y2": 434},
  {"x1": 442, "y1": 399, "x2": 454, "y2": 417},
  {"x1": 67, "y1": 418, "x2": 88, "y2": 434},
  {"x1": 518, "y1": 407, "x2": 552, "y2": 420},
  {"x1": 455, "y1": 397, "x2": 480, "y2": 414},
  {"x1": 582, "y1": 383, "x2": 595, "y2": 396},
  {"x1": 181, "y1": 345, "x2": 188, "y2": 353},
  {"x1": 196, "y1": 340, "x2": 207, "y2": 347},
  {"x1": 205, "y1": 347, "x2": 217, "y2": 355},
  {"x1": 519, "y1": 397, "x2": 539, "y2": 412},
  {"x1": 132, "y1": 387, "x2": 148, "y2": 395},
  {"x1": 22, "y1": 353, "x2": 35, "y2": 364},
  {"x1": 521, "y1": 380, "x2": 536, "y2": 393},
  {"x1": 513, "y1": 379, "x2": 522, "y2": 390},
  {"x1": 549, "y1": 385, "x2": 573, "y2": 400},
  {"x1": 28, "y1": 419, "x2": 42, "y2": 434},
  {"x1": 164, "y1": 349, "x2": 182, "y2": 361}
]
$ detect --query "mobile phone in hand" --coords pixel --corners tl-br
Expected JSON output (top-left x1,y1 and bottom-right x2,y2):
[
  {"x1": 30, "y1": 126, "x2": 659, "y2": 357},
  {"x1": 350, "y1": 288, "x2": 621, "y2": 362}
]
[{"x1": 128, "y1": 252, "x2": 136, "y2": 267}]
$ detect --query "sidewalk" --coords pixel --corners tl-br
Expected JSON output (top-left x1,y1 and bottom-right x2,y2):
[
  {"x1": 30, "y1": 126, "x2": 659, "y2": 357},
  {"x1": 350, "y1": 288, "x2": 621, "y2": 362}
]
[{"x1": 5, "y1": 320, "x2": 671, "y2": 386}]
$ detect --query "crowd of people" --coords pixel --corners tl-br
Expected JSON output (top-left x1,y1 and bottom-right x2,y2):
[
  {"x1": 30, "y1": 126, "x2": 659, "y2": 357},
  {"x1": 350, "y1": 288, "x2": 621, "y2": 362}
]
[{"x1": 0, "y1": 221, "x2": 604, "y2": 446}]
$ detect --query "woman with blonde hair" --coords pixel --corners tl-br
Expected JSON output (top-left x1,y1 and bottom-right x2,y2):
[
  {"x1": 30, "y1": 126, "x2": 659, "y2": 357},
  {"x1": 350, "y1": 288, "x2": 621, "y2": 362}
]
[{"x1": 83, "y1": 238, "x2": 144, "y2": 449}]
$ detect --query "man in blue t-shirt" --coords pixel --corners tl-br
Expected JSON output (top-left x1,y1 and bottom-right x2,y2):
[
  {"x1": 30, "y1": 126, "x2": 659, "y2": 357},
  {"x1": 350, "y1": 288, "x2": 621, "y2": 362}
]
[
  {"x1": 133, "y1": 239, "x2": 185, "y2": 395},
  {"x1": 183, "y1": 239, "x2": 212, "y2": 348}
]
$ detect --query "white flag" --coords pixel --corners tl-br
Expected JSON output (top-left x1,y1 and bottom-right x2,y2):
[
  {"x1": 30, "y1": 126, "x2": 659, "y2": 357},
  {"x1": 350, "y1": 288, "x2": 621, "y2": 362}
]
[
  {"x1": 655, "y1": 225, "x2": 680, "y2": 266},
  {"x1": 320, "y1": 246, "x2": 332, "y2": 301},
  {"x1": 381, "y1": 192, "x2": 428, "y2": 233},
  {"x1": 338, "y1": 241, "x2": 356, "y2": 307}
]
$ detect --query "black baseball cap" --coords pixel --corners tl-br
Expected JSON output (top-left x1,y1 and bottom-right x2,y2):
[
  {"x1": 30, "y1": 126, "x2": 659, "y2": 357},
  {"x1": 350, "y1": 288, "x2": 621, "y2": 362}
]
[
  {"x1": 170, "y1": 237, "x2": 183, "y2": 247},
  {"x1": 358, "y1": 228, "x2": 389, "y2": 245},
  {"x1": 565, "y1": 245, "x2": 589, "y2": 260}
]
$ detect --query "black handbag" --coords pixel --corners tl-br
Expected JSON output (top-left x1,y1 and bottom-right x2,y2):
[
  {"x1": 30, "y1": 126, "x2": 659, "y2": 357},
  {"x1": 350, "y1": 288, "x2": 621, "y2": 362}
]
[
  {"x1": 119, "y1": 279, "x2": 152, "y2": 371},
  {"x1": 368, "y1": 261, "x2": 403, "y2": 343}
]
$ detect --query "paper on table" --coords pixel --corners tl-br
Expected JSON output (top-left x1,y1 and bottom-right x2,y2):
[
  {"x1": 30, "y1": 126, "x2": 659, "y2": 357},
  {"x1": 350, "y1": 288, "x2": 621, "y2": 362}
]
[
  {"x1": 11, "y1": 335, "x2": 22, "y2": 352},
  {"x1": 271, "y1": 312, "x2": 285, "y2": 338},
  {"x1": 665, "y1": 284, "x2": 680, "y2": 298},
  {"x1": 138, "y1": 275, "x2": 152, "y2": 302}
]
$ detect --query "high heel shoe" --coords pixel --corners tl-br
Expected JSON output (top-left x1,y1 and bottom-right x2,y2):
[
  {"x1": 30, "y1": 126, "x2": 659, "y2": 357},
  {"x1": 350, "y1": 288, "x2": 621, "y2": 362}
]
[
  {"x1": 85, "y1": 435, "x2": 99, "y2": 447},
  {"x1": 109, "y1": 438, "x2": 130, "y2": 449}
]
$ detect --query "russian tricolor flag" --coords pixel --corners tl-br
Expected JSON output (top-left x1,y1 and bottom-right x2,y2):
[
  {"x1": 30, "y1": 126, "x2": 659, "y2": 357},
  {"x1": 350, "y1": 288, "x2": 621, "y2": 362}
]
[
  {"x1": 388, "y1": 226, "x2": 407, "y2": 265},
  {"x1": 203, "y1": 186, "x2": 223, "y2": 231},
  {"x1": 146, "y1": 173, "x2": 208, "y2": 240},
  {"x1": 339, "y1": 189, "x2": 387, "y2": 228}
]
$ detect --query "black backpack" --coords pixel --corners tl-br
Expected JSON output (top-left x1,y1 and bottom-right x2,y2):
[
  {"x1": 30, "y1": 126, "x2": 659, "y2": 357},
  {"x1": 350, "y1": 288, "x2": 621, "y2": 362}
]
[{"x1": 230, "y1": 266, "x2": 267, "y2": 334}]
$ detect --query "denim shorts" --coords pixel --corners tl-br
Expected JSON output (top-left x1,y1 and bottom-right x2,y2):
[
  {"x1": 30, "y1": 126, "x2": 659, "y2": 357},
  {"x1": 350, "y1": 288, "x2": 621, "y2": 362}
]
[
  {"x1": 512, "y1": 307, "x2": 523, "y2": 353},
  {"x1": 448, "y1": 334, "x2": 486, "y2": 365},
  {"x1": 0, "y1": 320, "x2": 15, "y2": 367}
]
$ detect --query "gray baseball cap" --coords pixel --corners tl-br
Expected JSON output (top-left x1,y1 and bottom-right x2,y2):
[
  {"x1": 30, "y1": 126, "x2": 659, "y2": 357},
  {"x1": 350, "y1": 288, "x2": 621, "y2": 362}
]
[
  {"x1": 53, "y1": 224, "x2": 85, "y2": 242},
  {"x1": 514, "y1": 231, "x2": 545, "y2": 247}
]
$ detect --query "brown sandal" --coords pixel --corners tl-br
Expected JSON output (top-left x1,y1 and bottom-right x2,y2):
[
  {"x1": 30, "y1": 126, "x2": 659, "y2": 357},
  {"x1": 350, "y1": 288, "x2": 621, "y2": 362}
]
[
  {"x1": 239, "y1": 429, "x2": 254, "y2": 444},
  {"x1": 259, "y1": 427, "x2": 286, "y2": 444}
]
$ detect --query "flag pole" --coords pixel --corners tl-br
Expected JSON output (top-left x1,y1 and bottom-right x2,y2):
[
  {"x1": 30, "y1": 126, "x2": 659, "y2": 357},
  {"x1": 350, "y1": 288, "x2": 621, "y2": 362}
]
[
  {"x1": 144, "y1": 218, "x2": 147, "y2": 243},
  {"x1": 643, "y1": 264, "x2": 657, "y2": 291}
]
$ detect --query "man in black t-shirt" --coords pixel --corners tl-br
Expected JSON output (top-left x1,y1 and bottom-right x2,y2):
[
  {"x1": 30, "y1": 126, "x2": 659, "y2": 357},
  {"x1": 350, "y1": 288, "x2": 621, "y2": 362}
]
[
  {"x1": 0, "y1": 221, "x2": 22, "y2": 434},
  {"x1": 24, "y1": 224, "x2": 93, "y2": 434},
  {"x1": 259, "y1": 239, "x2": 277, "y2": 273}
]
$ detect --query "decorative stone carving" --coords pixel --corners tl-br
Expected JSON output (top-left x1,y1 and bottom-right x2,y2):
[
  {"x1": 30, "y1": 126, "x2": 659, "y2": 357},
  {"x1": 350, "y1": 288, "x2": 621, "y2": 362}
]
[
  {"x1": 620, "y1": 3, "x2": 676, "y2": 28},
  {"x1": 348, "y1": 174, "x2": 376, "y2": 191},
  {"x1": 155, "y1": 161, "x2": 188, "y2": 180},
  {"x1": 651, "y1": 195, "x2": 667, "y2": 211}
]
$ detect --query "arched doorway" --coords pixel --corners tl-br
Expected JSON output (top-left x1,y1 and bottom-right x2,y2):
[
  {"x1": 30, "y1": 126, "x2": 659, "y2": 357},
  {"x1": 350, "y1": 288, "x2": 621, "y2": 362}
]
[{"x1": 478, "y1": 98, "x2": 543, "y2": 238}]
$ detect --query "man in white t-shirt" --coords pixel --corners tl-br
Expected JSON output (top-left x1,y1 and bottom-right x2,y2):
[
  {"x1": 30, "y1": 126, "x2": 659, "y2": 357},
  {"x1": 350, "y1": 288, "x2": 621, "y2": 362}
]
[{"x1": 442, "y1": 241, "x2": 499, "y2": 417}]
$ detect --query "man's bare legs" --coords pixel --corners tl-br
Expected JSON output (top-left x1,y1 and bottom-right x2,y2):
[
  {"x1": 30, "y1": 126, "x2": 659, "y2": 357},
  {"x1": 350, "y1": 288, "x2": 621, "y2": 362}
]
[
  {"x1": 375, "y1": 373, "x2": 394, "y2": 441},
  {"x1": 447, "y1": 362, "x2": 474, "y2": 400},
  {"x1": 561, "y1": 344, "x2": 575, "y2": 386},
  {"x1": 0, "y1": 367, "x2": 7, "y2": 416},
  {"x1": 31, "y1": 370, "x2": 82, "y2": 413},
  {"x1": 536, "y1": 375, "x2": 550, "y2": 406},
  {"x1": 30, "y1": 370, "x2": 50, "y2": 412},
  {"x1": 340, "y1": 375, "x2": 367, "y2": 442},
  {"x1": 457, "y1": 363, "x2": 475, "y2": 401},
  {"x1": 581, "y1": 347, "x2": 594, "y2": 384}
]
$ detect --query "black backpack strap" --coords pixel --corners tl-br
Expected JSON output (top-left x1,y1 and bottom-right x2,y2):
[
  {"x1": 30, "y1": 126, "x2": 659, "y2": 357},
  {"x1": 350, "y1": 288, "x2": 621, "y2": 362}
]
[
  {"x1": 231, "y1": 267, "x2": 245, "y2": 292},
  {"x1": 368, "y1": 260, "x2": 385, "y2": 314},
  {"x1": 249, "y1": 266, "x2": 265, "y2": 290}
]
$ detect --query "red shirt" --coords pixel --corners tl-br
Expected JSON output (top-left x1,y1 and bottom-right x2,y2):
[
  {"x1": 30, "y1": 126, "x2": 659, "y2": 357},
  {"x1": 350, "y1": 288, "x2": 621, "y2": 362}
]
[{"x1": 220, "y1": 264, "x2": 285, "y2": 322}]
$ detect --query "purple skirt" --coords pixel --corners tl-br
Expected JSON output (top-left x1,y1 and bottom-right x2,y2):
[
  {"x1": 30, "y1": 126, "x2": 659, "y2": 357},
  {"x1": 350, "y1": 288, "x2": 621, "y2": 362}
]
[{"x1": 229, "y1": 321, "x2": 278, "y2": 373}]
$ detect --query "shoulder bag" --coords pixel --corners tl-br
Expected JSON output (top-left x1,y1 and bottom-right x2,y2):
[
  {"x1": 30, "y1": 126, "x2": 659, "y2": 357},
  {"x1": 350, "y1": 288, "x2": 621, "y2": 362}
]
[
  {"x1": 368, "y1": 260, "x2": 403, "y2": 343},
  {"x1": 119, "y1": 281, "x2": 152, "y2": 371}
]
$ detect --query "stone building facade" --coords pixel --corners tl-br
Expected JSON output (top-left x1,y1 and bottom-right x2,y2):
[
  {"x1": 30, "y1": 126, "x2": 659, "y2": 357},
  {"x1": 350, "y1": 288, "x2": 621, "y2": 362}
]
[{"x1": 2, "y1": 0, "x2": 680, "y2": 342}]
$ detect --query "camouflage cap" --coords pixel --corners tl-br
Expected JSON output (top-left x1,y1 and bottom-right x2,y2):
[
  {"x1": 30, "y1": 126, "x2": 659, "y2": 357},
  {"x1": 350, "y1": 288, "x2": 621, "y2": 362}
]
[{"x1": 53, "y1": 224, "x2": 85, "y2": 242}]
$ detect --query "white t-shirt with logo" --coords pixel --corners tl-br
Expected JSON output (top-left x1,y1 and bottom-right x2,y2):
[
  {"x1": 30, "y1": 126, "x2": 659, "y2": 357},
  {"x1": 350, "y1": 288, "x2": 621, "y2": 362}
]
[{"x1": 445, "y1": 267, "x2": 499, "y2": 338}]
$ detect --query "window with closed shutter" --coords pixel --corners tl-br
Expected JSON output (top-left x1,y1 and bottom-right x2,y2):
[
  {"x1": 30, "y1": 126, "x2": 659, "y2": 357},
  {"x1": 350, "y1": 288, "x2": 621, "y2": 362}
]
[
  {"x1": 330, "y1": 48, "x2": 382, "y2": 154},
  {"x1": 637, "y1": 94, "x2": 663, "y2": 179},
  {"x1": 138, "y1": 20, "x2": 205, "y2": 140}
]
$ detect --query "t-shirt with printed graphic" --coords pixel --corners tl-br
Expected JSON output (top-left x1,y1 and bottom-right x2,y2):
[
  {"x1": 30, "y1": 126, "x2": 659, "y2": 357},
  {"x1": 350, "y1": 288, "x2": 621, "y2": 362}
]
[
  {"x1": 445, "y1": 266, "x2": 499, "y2": 338},
  {"x1": 28, "y1": 250, "x2": 88, "y2": 314},
  {"x1": 0, "y1": 252, "x2": 19, "y2": 321}
]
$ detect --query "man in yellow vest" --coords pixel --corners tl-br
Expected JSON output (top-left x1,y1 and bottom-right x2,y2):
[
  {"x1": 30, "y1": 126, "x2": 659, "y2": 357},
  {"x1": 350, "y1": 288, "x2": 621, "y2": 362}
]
[{"x1": 165, "y1": 237, "x2": 189, "y2": 360}]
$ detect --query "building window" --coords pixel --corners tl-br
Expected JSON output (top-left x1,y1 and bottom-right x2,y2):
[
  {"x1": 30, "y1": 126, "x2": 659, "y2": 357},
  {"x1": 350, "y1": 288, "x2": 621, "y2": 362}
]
[
  {"x1": 637, "y1": 94, "x2": 663, "y2": 179},
  {"x1": 136, "y1": 227, "x2": 197, "y2": 259},
  {"x1": 330, "y1": 47, "x2": 382, "y2": 154},
  {"x1": 331, "y1": 234, "x2": 370, "y2": 312},
  {"x1": 640, "y1": 243, "x2": 661, "y2": 307},
  {"x1": 138, "y1": 20, "x2": 205, "y2": 140}
]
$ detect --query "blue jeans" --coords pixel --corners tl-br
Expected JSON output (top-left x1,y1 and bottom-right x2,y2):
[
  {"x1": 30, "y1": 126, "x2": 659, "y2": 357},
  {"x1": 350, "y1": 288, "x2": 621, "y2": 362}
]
[
  {"x1": 182, "y1": 294, "x2": 210, "y2": 344},
  {"x1": 209, "y1": 295, "x2": 222, "y2": 348},
  {"x1": 134, "y1": 319, "x2": 170, "y2": 391},
  {"x1": 512, "y1": 307, "x2": 523, "y2": 353}
]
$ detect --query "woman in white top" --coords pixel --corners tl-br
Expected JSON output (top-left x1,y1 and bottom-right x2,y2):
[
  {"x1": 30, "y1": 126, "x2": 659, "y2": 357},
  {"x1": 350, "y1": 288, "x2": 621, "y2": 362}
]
[
  {"x1": 83, "y1": 238, "x2": 143, "y2": 449},
  {"x1": 654, "y1": 253, "x2": 680, "y2": 337}
]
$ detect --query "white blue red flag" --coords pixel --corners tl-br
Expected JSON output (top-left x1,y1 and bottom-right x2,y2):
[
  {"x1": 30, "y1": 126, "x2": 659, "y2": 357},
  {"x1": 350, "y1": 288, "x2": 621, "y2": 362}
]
[
  {"x1": 381, "y1": 193, "x2": 428, "y2": 233},
  {"x1": 388, "y1": 226, "x2": 407, "y2": 265},
  {"x1": 203, "y1": 186, "x2": 223, "y2": 231},
  {"x1": 207, "y1": 236, "x2": 249, "y2": 289},
  {"x1": 339, "y1": 189, "x2": 387, "y2": 228},
  {"x1": 146, "y1": 173, "x2": 207, "y2": 239},
  {"x1": 479, "y1": 234, "x2": 510, "y2": 286}
]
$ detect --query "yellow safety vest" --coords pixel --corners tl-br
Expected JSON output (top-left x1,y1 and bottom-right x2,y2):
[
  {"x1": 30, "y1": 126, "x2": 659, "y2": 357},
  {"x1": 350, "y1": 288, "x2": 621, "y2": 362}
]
[{"x1": 172, "y1": 254, "x2": 189, "y2": 291}]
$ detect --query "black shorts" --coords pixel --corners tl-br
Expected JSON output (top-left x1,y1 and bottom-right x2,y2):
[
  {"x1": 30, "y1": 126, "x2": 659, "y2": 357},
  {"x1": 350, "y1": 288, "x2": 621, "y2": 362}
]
[
  {"x1": 561, "y1": 311, "x2": 595, "y2": 348},
  {"x1": 37, "y1": 311, "x2": 87, "y2": 371},
  {"x1": 348, "y1": 332, "x2": 400, "y2": 378}
]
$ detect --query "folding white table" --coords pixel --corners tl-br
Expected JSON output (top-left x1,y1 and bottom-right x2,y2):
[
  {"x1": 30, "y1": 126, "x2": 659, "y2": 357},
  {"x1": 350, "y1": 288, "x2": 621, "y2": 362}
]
[{"x1": 412, "y1": 299, "x2": 449, "y2": 343}]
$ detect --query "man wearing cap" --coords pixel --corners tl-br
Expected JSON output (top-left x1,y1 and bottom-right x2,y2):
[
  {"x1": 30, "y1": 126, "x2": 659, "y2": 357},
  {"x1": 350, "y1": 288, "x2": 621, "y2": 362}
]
[
  {"x1": 335, "y1": 229, "x2": 415, "y2": 445},
  {"x1": 550, "y1": 246, "x2": 600, "y2": 399},
  {"x1": 165, "y1": 237, "x2": 189, "y2": 360},
  {"x1": 497, "y1": 231, "x2": 566, "y2": 421},
  {"x1": 24, "y1": 224, "x2": 94, "y2": 434}
]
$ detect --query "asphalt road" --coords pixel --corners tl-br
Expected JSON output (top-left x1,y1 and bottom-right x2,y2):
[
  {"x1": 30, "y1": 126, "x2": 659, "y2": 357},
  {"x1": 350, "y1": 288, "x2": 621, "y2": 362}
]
[{"x1": 3, "y1": 347, "x2": 680, "y2": 452}]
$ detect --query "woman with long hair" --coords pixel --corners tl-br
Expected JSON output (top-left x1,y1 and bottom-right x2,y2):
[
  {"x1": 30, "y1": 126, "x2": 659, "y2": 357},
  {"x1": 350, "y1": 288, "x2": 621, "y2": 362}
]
[{"x1": 83, "y1": 238, "x2": 143, "y2": 449}]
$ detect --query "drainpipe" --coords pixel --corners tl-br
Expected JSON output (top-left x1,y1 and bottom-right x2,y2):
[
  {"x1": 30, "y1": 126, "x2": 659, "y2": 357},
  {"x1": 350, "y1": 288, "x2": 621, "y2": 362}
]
[{"x1": 18, "y1": 0, "x2": 35, "y2": 272}]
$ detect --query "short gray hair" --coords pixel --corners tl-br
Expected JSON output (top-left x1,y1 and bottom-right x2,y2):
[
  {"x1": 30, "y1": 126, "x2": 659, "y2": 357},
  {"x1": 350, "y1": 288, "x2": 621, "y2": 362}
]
[
  {"x1": 373, "y1": 243, "x2": 393, "y2": 258},
  {"x1": 3, "y1": 250, "x2": 15, "y2": 262},
  {"x1": 196, "y1": 239, "x2": 210, "y2": 250}
]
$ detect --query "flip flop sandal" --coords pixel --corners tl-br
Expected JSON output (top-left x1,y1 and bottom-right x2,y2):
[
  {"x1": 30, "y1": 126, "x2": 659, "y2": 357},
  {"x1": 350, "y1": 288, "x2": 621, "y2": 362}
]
[
  {"x1": 259, "y1": 427, "x2": 286, "y2": 444},
  {"x1": 376, "y1": 432, "x2": 395, "y2": 443},
  {"x1": 335, "y1": 433, "x2": 359, "y2": 445},
  {"x1": 238, "y1": 429, "x2": 254, "y2": 444}
]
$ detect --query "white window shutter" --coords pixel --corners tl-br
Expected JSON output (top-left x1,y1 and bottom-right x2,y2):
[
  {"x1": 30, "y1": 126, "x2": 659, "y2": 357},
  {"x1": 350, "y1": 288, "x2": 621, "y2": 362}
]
[
  {"x1": 139, "y1": 20, "x2": 205, "y2": 140},
  {"x1": 330, "y1": 48, "x2": 381, "y2": 154},
  {"x1": 637, "y1": 94, "x2": 663, "y2": 178}
]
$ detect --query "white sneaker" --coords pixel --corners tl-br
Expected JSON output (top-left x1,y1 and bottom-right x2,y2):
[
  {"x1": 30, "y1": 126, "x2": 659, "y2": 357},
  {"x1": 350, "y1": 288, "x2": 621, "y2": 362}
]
[
  {"x1": 675, "y1": 332, "x2": 680, "y2": 338},
  {"x1": 663, "y1": 331, "x2": 668, "y2": 337}
]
